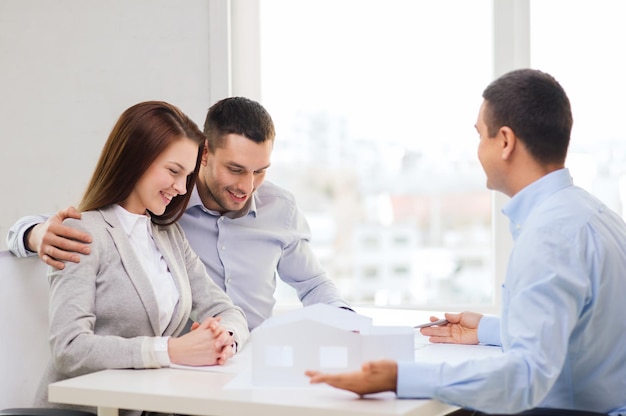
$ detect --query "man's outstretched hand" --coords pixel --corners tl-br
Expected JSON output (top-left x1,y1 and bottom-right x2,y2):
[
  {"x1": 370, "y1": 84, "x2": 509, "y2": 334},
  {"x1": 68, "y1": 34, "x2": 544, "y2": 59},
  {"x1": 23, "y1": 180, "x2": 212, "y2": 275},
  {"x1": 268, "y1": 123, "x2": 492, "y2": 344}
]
[{"x1": 305, "y1": 359, "x2": 398, "y2": 396}]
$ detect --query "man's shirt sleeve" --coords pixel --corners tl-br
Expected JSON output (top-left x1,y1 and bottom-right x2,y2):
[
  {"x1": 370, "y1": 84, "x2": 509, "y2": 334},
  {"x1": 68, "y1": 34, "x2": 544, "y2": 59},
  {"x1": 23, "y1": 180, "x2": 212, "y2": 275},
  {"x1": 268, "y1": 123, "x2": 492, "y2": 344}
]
[
  {"x1": 6, "y1": 214, "x2": 50, "y2": 257},
  {"x1": 477, "y1": 314, "x2": 501, "y2": 346}
]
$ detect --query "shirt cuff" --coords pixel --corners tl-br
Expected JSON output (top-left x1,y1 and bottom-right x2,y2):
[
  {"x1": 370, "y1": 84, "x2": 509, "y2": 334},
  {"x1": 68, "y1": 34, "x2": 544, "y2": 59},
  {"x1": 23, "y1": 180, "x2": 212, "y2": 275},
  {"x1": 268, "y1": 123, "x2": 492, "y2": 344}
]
[
  {"x1": 477, "y1": 314, "x2": 501, "y2": 346},
  {"x1": 154, "y1": 336, "x2": 171, "y2": 367},
  {"x1": 397, "y1": 361, "x2": 438, "y2": 399},
  {"x1": 7, "y1": 225, "x2": 36, "y2": 257},
  {"x1": 6, "y1": 215, "x2": 49, "y2": 257}
]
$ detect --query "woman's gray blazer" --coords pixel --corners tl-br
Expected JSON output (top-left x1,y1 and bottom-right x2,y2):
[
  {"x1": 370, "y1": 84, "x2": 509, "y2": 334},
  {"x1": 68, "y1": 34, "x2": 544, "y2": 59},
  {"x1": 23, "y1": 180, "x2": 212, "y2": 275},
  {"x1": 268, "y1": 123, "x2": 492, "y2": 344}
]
[{"x1": 34, "y1": 206, "x2": 249, "y2": 414}]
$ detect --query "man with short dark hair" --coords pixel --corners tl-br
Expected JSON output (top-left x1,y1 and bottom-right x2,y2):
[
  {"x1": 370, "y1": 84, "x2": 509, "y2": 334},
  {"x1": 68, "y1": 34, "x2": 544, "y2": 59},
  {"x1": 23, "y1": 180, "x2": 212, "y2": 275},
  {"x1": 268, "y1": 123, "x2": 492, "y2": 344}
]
[{"x1": 305, "y1": 69, "x2": 626, "y2": 416}]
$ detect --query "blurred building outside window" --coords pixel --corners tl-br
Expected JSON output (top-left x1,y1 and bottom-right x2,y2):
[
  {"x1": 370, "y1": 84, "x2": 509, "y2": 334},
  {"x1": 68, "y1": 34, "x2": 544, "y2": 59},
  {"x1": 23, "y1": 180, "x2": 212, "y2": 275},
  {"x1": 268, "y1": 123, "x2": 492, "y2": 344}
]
[{"x1": 254, "y1": 0, "x2": 626, "y2": 312}]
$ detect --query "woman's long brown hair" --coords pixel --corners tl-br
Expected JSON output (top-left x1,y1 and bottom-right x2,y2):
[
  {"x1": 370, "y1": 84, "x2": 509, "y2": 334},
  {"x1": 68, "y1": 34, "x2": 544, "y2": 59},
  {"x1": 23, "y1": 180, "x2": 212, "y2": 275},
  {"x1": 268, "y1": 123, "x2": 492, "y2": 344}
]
[{"x1": 78, "y1": 101, "x2": 205, "y2": 225}]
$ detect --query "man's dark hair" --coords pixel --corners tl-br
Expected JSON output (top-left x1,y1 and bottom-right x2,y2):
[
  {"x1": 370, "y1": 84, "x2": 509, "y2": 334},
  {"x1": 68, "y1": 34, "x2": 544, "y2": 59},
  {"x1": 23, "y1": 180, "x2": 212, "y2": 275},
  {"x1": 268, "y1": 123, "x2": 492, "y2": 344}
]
[
  {"x1": 482, "y1": 68, "x2": 573, "y2": 165},
  {"x1": 203, "y1": 97, "x2": 275, "y2": 151}
]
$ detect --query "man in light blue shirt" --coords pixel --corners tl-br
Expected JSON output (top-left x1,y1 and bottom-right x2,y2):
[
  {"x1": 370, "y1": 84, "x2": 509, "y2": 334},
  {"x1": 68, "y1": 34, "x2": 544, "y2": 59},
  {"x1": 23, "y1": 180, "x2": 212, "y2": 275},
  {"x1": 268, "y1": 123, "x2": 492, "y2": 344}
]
[
  {"x1": 6, "y1": 97, "x2": 351, "y2": 330},
  {"x1": 306, "y1": 69, "x2": 626, "y2": 415}
]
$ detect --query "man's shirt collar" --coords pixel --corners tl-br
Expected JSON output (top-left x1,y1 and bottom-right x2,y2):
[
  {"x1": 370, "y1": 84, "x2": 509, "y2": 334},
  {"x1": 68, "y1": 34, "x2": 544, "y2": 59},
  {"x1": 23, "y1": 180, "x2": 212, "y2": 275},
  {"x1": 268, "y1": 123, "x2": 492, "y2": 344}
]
[
  {"x1": 502, "y1": 168, "x2": 573, "y2": 239},
  {"x1": 187, "y1": 185, "x2": 258, "y2": 218}
]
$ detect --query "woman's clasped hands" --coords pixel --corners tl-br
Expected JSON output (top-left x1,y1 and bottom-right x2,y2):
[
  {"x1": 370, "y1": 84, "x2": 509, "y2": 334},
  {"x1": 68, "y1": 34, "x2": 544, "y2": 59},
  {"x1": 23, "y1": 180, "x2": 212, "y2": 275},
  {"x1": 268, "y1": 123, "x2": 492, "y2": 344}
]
[{"x1": 168, "y1": 316, "x2": 235, "y2": 366}]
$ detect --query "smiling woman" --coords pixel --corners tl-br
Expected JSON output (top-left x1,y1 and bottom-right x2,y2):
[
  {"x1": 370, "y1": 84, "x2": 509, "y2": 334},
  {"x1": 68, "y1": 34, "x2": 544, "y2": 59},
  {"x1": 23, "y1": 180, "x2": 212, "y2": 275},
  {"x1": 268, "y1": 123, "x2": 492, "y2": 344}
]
[
  {"x1": 125, "y1": 137, "x2": 198, "y2": 217},
  {"x1": 33, "y1": 101, "x2": 249, "y2": 416},
  {"x1": 78, "y1": 102, "x2": 205, "y2": 225}
]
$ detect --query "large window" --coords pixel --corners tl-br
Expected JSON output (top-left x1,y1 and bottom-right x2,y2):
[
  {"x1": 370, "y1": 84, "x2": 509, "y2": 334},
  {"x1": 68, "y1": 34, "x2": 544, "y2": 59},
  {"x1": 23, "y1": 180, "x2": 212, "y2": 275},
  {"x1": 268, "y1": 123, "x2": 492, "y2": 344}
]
[
  {"x1": 231, "y1": 0, "x2": 626, "y2": 312},
  {"x1": 259, "y1": 0, "x2": 495, "y2": 309}
]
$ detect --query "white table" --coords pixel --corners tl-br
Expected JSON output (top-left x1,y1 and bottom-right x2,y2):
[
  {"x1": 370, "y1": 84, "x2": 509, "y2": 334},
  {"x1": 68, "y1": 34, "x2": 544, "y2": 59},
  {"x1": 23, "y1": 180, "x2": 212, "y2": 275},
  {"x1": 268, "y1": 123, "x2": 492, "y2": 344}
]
[
  {"x1": 48, "y1": 308, "x2": 501, "y2": 416},
  {"x1": 48, "y1": 367, "x2": 457, "y2": 416}
]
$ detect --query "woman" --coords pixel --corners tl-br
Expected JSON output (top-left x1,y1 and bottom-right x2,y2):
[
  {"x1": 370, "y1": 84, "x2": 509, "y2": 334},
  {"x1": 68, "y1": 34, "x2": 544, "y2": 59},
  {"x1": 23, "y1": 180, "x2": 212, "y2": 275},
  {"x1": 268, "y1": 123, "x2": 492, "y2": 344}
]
[{"x1": 34, "y1": 101, "x2": 249, "y2": 414}]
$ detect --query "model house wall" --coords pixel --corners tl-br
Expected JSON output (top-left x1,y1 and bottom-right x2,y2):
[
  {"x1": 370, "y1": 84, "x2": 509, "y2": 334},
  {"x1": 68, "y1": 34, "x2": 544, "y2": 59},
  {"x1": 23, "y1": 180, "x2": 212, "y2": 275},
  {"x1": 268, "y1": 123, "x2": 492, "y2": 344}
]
[{"x1": 250, "y1": 304, "x2": 414, "y2": 386}]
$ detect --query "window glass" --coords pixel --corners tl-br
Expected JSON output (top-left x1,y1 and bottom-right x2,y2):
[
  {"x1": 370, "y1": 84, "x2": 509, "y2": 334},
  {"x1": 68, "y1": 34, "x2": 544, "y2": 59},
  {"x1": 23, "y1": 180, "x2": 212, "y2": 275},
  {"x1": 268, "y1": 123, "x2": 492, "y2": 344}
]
[
  {"x1": 531, "y1": 0, "x2": 626, "y2": 217},
  {"x1": 261, "y1": 0, "x2": 494, "y2": 308}
]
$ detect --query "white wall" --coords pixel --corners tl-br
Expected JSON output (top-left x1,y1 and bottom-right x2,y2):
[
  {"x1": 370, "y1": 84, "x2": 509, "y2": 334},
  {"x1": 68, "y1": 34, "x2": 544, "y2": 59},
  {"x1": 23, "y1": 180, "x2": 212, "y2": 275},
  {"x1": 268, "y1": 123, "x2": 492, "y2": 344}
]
[{"x1": 0, "y1": 0, "x2": 214, "y2": 249}]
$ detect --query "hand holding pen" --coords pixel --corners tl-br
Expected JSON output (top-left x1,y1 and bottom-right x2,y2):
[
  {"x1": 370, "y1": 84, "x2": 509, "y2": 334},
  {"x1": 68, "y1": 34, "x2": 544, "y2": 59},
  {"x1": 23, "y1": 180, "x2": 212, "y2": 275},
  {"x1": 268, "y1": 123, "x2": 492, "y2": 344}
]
[
  {"x1": 414, "y1": 318, "x2": 449, "y2": 329},
  {"x1": 417, "y1": 312, "x2": 483, "y2": 345}
]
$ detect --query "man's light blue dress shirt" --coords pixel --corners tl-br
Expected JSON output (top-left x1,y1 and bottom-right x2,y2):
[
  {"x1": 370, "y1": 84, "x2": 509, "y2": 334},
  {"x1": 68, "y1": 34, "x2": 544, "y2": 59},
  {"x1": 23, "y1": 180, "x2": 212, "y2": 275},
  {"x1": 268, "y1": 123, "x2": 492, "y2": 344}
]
[
  {"x1": 6, "y1": 181, "x2": 350, "y2": 330},
  {"x1": 397, "y1": 169, "x2": 626, "y2": 415}
]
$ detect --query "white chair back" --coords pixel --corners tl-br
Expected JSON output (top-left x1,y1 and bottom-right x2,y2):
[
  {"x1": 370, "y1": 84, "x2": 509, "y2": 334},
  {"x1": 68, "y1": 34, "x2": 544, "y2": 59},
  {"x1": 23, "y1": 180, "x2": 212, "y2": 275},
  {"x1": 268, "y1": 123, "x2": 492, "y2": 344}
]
[{"x1": 0, "y1": 251, "x2": 49, "y2": 408}]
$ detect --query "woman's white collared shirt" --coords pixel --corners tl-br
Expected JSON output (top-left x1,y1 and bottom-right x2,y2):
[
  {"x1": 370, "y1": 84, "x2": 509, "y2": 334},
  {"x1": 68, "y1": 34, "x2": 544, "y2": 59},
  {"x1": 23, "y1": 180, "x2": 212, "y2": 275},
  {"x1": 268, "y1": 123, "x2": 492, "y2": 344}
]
[{"x1": 113, "y1": 205, "x2": 179, "y2": 335}]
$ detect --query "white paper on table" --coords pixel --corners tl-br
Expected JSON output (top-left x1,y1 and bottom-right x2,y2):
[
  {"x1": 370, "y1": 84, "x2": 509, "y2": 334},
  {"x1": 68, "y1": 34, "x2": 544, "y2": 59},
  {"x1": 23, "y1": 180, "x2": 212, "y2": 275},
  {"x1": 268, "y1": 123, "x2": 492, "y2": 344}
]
[{"x1": 170, "y1": 344, "x2": 252, "y2": 373}]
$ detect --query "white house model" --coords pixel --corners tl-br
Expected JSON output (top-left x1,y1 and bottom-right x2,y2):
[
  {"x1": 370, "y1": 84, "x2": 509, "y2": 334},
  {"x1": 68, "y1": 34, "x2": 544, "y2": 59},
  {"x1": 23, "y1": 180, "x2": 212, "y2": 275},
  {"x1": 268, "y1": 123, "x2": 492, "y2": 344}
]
[{"x1": 250, "y1": 303, "x2": 414, "y2": 386}]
